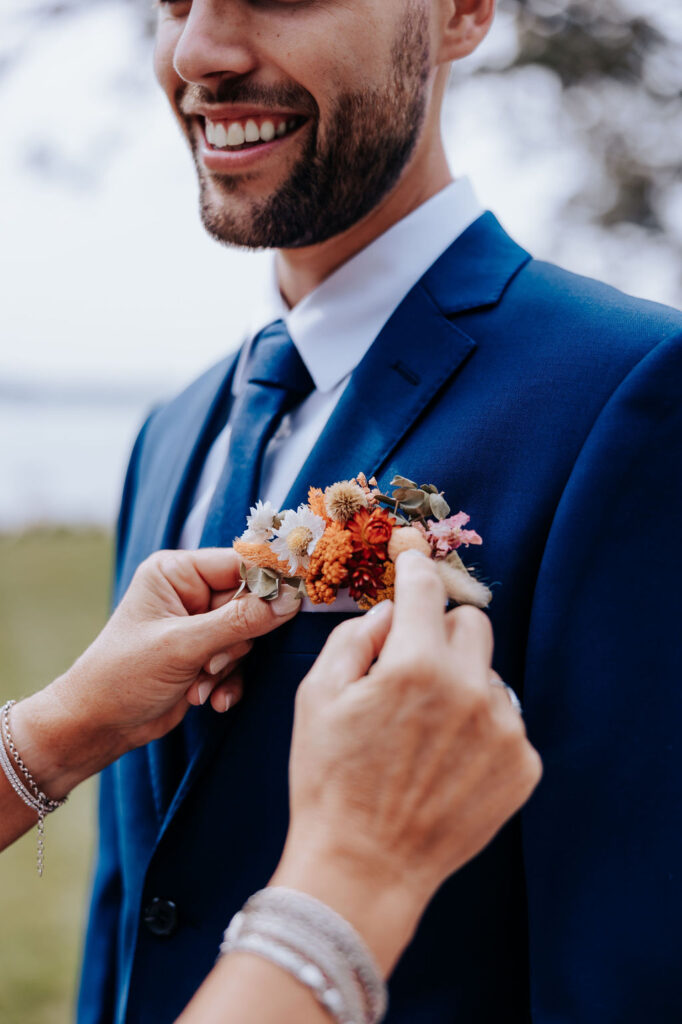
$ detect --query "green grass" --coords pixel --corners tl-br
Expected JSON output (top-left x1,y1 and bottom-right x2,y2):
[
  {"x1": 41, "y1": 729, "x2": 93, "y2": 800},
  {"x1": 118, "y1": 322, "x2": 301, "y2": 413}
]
[{"x1": 0, "y1": 529, "x2": 113, "y2": 1024}]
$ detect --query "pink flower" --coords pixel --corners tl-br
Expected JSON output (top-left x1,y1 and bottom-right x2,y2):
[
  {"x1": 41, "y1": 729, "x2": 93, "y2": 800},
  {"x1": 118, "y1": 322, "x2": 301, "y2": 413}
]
[{"x1": 417, "y1": 512, "x2": 483, "y2": 557}]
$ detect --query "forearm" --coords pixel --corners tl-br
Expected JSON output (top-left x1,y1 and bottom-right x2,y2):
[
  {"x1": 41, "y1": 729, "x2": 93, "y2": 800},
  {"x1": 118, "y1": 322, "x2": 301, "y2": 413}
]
[
  {"x1": 0, "y1": 675, "x2": 123, "y2": 853},
  {"x1": 0, "y1": 767, "x2": 44, "y2": 850},
  {"x1": 177, "y1": 952, "x2": 333, "y2": 1024},
  {"x1": 177, "y1": 840, "x2": 426, "y2": 1024}
]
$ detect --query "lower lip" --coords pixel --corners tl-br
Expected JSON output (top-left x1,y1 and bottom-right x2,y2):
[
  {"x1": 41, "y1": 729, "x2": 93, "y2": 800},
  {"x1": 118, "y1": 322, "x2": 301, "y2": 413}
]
[{"x1": 199, "y1": 122, "x2": 305, "y2": 172}]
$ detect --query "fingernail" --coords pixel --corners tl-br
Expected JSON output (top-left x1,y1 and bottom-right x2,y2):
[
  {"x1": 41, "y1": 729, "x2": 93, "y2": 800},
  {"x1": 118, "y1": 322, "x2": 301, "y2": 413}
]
[
  {"x1": 271, "y1": 585, "x2": 302, "y2": 616},
  {"x1": 209, "y1": 653, "x2": 231, "y2": 675},
  {"x1": 223, "y1": 690, "x2": 237, "y2": 712},
  {"x1": 367, "y1": 599, "x2": 393, "y2": 617},
  {"x1": 198, "y1": 681, "x2": 212, "y2": 705}
]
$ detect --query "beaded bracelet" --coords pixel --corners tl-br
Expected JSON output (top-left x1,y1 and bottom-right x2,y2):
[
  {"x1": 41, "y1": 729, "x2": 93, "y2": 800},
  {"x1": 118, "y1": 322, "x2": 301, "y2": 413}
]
[
  {"x1": 0, "y1": 700, "x2": 67, "y2": 876},
  {"x1": 220, "y1": 887, "x2": 388, "y2": 1024}
]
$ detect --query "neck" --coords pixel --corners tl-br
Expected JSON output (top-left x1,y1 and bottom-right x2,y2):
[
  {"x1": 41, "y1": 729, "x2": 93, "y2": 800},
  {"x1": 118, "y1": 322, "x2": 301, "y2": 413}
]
[{"x1": 276, "y1": 139, "x2": 453, "y2": 309}]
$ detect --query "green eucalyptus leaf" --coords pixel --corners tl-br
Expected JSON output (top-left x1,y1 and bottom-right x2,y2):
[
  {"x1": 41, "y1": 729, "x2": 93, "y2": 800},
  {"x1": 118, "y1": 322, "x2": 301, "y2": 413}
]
[
  {"x1": 390, "y1": 475, "x2": 417, "y2": 489},
  {"x1": 239, "y1": 560, "x2": 249, "y2": 580},
  {"x1": 400, "y1": 492, "x2": 431, "y2": 513},
  {"x1": 374, "y1": 493, "x2": 396, "y2": 507},
  {"x1": 391, "y1": 513, "x2": 411, "y2": 526},
  {"x1": 429, "y1": 493, "x2": 451, "y2": 520},
  {"x1": 246, "y1": 566, "x2": 281, "y2": 600},
  {"x1": 393, "y1": 487, "x2": 424, "y2": 503}
]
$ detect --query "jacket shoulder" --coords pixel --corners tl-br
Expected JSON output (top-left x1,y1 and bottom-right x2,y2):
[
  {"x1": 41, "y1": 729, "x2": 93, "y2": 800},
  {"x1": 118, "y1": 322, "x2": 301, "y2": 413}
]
[
  {"x1": 508, "y1": 257, "x2": 682, "y2": 360},
  {"x1": 144, "y1": 352, "x2": 237, "y2": 443}
]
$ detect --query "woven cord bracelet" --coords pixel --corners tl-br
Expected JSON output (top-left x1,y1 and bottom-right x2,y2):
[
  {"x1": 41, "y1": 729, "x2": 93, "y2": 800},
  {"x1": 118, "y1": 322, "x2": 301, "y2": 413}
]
[{"x1": 0, "y1": 700, "x2": 67, "y2": 876}]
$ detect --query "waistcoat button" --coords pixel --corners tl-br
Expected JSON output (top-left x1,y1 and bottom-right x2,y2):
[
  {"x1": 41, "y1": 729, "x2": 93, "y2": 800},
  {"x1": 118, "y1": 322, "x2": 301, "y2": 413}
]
[{"x1": 143, "y1": 898, "x2": 178, "y2": 937}]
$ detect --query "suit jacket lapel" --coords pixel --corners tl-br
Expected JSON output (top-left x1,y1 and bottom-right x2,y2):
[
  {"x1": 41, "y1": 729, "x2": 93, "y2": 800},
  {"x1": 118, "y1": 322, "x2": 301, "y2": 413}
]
[
  {"x1": 282, "y1": 212, "x2": 531, "y2": 504},
  {"x1": 282, "y1": 281, "x2": 476, "y2": 505},
  {"x1": 161, "y1": 353, "x2": 240, "y2": 550},
  {"x1": 141, "y1": 351, "x2": 240, "y2": 821},
  {"x1": 116, "y1": 351, "x2": 241, "y2": 607}
]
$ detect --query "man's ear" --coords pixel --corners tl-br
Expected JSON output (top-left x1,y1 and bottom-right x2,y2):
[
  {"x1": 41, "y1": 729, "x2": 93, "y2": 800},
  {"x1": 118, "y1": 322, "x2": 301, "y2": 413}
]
[{"x1": 435, "y1": 0, "x2": 496, "y2": 65}]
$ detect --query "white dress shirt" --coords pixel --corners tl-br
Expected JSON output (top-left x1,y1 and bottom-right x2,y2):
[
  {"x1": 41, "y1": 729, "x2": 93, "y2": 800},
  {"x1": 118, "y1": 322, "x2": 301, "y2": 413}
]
[{"x1": 179, "y1": 178, "x2": 483, "y2": 609}]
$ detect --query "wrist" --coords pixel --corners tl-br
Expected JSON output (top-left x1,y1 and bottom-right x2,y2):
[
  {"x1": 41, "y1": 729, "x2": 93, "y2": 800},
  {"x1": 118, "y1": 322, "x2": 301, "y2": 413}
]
[
  {"x1": 270, "y1": 830, "x2": 429, "y2": 977},
  {"x1": 9, "y1": 672, "x2": 124, "y2": 801}
]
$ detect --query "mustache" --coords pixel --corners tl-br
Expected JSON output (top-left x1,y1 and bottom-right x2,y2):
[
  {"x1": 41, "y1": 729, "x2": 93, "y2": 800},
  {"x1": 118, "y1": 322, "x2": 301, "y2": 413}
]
[{"x1": 178, "y1": 81, "x2": 318, "y2": 117}]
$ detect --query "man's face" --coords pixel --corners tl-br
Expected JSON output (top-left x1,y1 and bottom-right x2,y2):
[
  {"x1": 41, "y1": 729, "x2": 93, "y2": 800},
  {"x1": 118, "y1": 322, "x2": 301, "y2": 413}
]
[{"x1": 154, "y1": 0, "x2": 434, "y2": 249}]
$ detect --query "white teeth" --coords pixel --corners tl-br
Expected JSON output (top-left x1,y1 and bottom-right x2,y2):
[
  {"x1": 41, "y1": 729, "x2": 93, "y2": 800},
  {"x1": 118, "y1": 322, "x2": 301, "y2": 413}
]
[
  {"x1": 213, "y1": 123, "x2": 229, "y2": 147},
  {"x1": 226, "y1": 122, "x2": 245, "y2": 146},
  {"x1": 244, "y1": 119, "x2": 260, "y2": 143},
  {"x1": 260, "y1": 120, "x2": 276, "y2": 143},
  {"x1": 206, "y1": 116, "x2": 300, "y2": 149}
]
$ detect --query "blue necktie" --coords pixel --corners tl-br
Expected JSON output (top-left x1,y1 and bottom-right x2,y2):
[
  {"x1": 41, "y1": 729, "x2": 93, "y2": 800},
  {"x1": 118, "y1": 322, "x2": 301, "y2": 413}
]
[{"x1": 200, "y1": 320, "x2": 315, "y2": 548}]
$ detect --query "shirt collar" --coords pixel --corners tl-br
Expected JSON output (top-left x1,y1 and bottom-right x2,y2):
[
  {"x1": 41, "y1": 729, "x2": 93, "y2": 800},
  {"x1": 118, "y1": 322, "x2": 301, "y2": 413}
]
[{"x1": 234, "y1": 178, "x2": 483, "y2": 395}]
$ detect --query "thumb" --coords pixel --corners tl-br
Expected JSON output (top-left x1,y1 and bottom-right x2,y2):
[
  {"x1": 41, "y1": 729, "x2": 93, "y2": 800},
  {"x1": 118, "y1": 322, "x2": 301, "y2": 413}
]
[
  {"x1": 176, "y1": 588, "x2": 301, "y2": 665},
  {"x1": 305, "y1": 600, "x2": 394, "y2": 691}
]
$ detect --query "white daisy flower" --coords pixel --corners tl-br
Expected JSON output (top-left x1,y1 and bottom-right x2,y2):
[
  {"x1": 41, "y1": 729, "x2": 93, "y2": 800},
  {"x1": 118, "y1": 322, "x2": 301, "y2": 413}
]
[
  {"x1": 269, "y1": 505, "x2": 326, "y2": 574},
  {"x1": 241, "y1": 500, "x2": 280, "y2": 542}
]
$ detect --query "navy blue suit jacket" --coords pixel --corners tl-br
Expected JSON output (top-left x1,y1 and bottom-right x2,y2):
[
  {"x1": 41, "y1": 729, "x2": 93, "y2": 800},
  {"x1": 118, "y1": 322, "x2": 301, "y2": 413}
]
[{"x1": 78, "y1": 214, "x2": 682, "y2": 1023}]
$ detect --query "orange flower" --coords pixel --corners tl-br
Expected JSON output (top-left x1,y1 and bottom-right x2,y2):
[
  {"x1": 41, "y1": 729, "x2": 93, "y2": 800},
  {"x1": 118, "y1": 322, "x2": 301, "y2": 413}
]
[
  {"x1": 357, "y1": 561, "x2": 396, "y2": 610},
  {"x1": 347, "y1": 507, "x2": 393, "y2": 558},
  {"x1": 306, "y1": 523, "x2": 354, "y2": 604},
  {"x1": 233, "y1": 540, "x2": 292, "y2": 576},
  {"x1": 356, "y1": 473, "x2": 380, "y2": 508},
  {"x1": 307, "y1": 486, "x2": 331, "y2": 523},
  {"x1": 347, "y1": 556, "x2": 385, "y2": 602}
]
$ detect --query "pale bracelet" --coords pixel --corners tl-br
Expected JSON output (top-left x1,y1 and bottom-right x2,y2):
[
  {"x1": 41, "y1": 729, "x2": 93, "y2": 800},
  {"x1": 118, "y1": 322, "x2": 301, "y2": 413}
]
[
  {"x1": 0, "y1": 700, "x2": 67, "y2": 876},
  {"x1": 220, "y1": 887, "x2": 388, "y2": 1024}
]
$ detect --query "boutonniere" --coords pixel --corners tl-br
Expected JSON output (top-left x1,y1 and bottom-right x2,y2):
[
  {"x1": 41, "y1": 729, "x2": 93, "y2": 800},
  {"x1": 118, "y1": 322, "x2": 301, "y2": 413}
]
[{"x1": 233, "y1": 474, "x2": 492, "y2": 610}]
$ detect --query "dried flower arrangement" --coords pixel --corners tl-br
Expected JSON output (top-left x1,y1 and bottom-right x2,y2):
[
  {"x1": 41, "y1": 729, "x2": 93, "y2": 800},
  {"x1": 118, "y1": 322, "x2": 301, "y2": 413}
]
[{"x1": 233, "y1": 474, "x2": 492, "y2": 610}]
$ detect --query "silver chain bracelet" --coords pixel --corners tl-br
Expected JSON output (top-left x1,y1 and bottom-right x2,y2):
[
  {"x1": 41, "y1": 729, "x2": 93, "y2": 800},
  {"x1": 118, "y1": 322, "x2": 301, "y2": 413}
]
[{"x1": 0, "y1": 700, "x2": 67, "y2": 876}]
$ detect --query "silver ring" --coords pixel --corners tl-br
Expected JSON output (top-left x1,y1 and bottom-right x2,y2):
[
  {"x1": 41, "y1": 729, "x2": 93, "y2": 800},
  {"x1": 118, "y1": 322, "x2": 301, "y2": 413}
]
[{"x1": 490, "y1": 678, "x2": 522, "y2": 715}]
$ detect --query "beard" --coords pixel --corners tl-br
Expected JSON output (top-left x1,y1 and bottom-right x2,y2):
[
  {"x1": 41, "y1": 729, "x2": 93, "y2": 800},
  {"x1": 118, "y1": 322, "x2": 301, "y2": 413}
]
[{"x1": 182, "y1": 8, "x2": 431, "y2": 250}]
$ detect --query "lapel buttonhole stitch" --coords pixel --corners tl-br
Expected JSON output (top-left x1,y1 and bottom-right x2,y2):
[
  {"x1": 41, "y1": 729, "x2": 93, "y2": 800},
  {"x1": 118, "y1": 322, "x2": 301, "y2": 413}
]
[{"x1": 391, "y1": 361, "x2": 421, "y2": 386}]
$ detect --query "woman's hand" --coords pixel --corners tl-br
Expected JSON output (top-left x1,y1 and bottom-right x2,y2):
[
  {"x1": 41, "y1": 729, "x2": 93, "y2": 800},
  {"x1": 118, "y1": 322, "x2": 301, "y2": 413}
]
[
  {"x1": 272, "y1": 550, "x2": 542, "y2": 974},
  {"x1": 9, "y1": 548, "x2": 301, "y2": 801}
]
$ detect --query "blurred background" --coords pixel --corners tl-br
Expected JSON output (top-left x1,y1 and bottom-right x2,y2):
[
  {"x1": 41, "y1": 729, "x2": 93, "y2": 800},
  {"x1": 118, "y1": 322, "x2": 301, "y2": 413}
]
[{"x1": 1, "y1": 0, "x2": 680, "y2": 1019}]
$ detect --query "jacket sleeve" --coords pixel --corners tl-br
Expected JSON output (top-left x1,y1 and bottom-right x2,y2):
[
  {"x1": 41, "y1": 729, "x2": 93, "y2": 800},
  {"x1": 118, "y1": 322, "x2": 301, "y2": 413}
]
[
  {"x1": 522, "y1": 328, "x2": 682, "y2": 1021},
  {"x1": 77, "y1": 413, "x2": 155, "y2": 1024}
]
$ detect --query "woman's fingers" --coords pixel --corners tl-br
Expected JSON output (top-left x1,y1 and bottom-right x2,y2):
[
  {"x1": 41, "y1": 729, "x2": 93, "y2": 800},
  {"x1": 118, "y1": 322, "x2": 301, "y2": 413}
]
[
  {"x1": 209, "y1": 587, "x2": 242, "y2": 612},
  {"x1": 186, "y1": 666, "x2": 244, "y2": 714},
  {"x1": 379, "y1": 551, "x2": 447, "y2": 666},
  {"x1": 209, "y1": 672, "x2": 244, "y2": 713},
  {"x1": 302, "y1": 600, "x2": 394, "y2": 690},
  {"x1": 444, "y1": 604, "x2": 494, "y2": 665},
  {"x1": 201, "y1": 639, "x2": 254, "y2": 677},
  {"x1": 139, "y1": 548, "x2": 243, "y2": 616},
  {"x1": 176, "y1": 585, "x2": 302, "y2": 668},
  {"x1": 186, "y1": 642, "x2": 252, "y2": 706}
]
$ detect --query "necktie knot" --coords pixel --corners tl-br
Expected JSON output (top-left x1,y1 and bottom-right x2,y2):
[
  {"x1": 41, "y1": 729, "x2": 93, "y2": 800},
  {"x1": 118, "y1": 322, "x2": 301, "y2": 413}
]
[{"x1": 247, "y1": 320, "x2": 315, "y2": 400}]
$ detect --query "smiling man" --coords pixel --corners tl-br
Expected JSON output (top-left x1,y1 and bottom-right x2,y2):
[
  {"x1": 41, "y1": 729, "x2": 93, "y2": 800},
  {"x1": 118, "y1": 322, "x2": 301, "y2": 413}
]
[{"x1": 78, "y1": 1, "x2": 682, "y2": 1022}]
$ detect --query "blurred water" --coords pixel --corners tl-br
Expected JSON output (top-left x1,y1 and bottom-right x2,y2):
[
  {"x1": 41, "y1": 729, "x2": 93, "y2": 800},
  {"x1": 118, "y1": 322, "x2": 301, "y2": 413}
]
[{"x1": 0, "y1": 395, "x2": 152, "y2": 530}]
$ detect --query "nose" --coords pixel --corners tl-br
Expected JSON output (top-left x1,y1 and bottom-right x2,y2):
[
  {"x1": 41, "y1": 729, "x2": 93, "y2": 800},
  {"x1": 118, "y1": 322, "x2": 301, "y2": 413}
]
[{"x1": 172, "y1": 0, "x2": 257, "y2": 86}]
